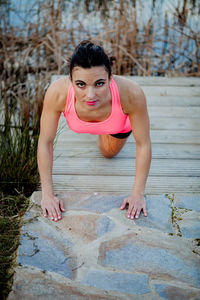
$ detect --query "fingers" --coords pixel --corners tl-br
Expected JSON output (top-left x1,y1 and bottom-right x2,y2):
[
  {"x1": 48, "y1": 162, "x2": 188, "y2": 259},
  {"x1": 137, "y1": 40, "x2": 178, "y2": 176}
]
[
  {"x1": 120, "y1": 198, "x2": 128, "y2": 210},
  {"x1": 127, "y1": 206, "x2": 133, "y2": 219},
  {"x1": 122, "y1": 199, "x2": 147, "y2": 220},
  {"x1": 41, "y1": 199, "x2": 65, "y2": 222},
  {"x1": 49, "y1": 207, "x2": 58, "y2": 221},
  {"x1": 120, "y1": 198, "x2": 139, "y2": 219},
  {"x1": 130, "y1": 208, "x2": 136, "y2": 219},
  {"x1": 143, "y1": 206, "x2": 147, "y2": 217},
  {"x1": 129, "y1": 206, "x2": 147, "y2": 219},
  {"x1": 132, "y1": 208, "x2": 140, "y2": 219},
  {"x1": 59, "y1": 199, "x2": 65, "y2": 212},
  {"x1": 43, "y1": 208, "x2": 48, "y2": 218}
]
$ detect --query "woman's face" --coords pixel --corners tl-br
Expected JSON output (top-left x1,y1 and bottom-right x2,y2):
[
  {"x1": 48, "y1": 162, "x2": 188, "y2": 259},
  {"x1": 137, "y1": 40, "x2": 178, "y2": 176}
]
[{"x1": 71, "y1": 66, "x2": 112, "y2": 109}]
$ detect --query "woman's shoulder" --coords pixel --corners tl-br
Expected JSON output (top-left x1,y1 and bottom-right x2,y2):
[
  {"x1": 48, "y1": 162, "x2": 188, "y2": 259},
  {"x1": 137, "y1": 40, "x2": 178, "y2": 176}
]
[
  {"x1": 113, "y1": 75, "x2": 143, "y2": 97},
  {"x1": 113, "y1": 75, "x2": 146, "y2": 114},
  {"x1": 44, "y1": 75, "x2": 71, "y2": 112}
]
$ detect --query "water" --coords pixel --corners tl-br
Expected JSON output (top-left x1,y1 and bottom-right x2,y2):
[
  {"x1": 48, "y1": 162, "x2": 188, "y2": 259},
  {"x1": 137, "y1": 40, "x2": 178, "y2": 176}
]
[
  {"x1": 1, "y1": 0, "x2": 199, "y2": 75},
  {"x1": 3, "y1": 0, "x2": 200, "y2": 32}
]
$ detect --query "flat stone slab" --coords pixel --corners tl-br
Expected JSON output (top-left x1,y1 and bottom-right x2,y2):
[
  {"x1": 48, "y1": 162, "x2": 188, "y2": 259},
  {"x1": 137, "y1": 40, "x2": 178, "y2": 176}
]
[
  {"x1": 54, "y1": 213, "x2": 115, "y2": 243},
  {"x1": 8, "y1": 266, "x2": 128, "y2": 300},
  {"x1": 178, "y1": 211, "x2": 200, "y2": 239},
  {"x1": 154, "y1": 282, "x2": 200, "y2": 300},
  {"x1": 167, "y1": 193, "x2": 200, "y2": 239},
  {"x1": 9, "y1": 192, "x2": 200, "y2": 298},
  {"x1": 133, "y1": 194, "x2": 174, "y2": 232},
  {"x1": 98, "y1": 233, "x2": 200, "y2": 288},
  {"x1": 18, "y1": 211, "x2": 76, "y2": 279},
  {"x1": 40, "y1": 192, "x2": 174, "y2": 232},
  {"x1": 19, "y1": 228, "x2": 73, "y2": 278},
  {"x1": 176, "y1": 195, "x2": 200, "y2": 212},
  {"x1": 81, "y1": 268, "x2": 150, "y2": 295}
]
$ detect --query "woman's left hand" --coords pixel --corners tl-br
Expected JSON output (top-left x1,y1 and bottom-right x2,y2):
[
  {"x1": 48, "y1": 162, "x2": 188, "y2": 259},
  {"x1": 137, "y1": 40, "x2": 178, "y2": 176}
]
[{"x1": 120, "y1": 194, "x2": 147, "y2": 219}]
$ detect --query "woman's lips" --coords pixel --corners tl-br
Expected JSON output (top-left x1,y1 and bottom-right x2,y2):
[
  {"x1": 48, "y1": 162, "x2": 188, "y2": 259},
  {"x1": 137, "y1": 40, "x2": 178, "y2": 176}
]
[{"x1": 86, "y1": 101, "x2": 97, "y2": 106}]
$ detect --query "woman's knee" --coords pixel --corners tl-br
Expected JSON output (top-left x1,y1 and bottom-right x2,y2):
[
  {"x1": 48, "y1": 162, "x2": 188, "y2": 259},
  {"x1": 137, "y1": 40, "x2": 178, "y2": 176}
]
[
  {"x1": 97, "y1": 136, "x2": 114, "y2": 158},
  {"x1": 97, "y1": 134, "x2": 127, "y2": 158}
]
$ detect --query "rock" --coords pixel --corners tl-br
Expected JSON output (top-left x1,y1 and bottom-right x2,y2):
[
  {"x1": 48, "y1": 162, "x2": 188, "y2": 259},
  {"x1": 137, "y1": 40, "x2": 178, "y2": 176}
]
[
  {"x1": 177, "y1": 195, "x2": 200, "y2": 213},
  {"x1": 18, "y1": 228, "x2": 74, "y2": 279},
  {"x1": 48, "y1": 192, "x2": 174, "y2": 233},
  {"x1": 97, "y1": 215, "x2": 115, "y2": 238},
  {"x1": 154, "y1": 283, "x2": 200, "y2": 300},
  {"x1": 18, "y1": 210, "x2": 76, "y2": 279},
  {"x1": 98, "y1": 233, "x2": 200, "y2": 288},
  {"x1": 9, "y1": 192, "x2": 200, "y2": 299},
  {"x1": 31, "y1": 191, "x2": 125, "y2": 214},
  {"x1": 55, "y1": 214, "x2": 115, "y2": 243},
  {"x1": 68, "y1": 194, "x2": 126, "y2": 213},
  {"x1": 8, "y1": 266, "x2": 126, "y2": 300},
  {"x1": 81, "y1": 268, "x2": 151, "y2": 295},
  {"x1": 134, "y1": 195, "x2": 174, "y2": 232},
  {"x1": 178, "y1": 216, "x2": 200, "y2": 239}
]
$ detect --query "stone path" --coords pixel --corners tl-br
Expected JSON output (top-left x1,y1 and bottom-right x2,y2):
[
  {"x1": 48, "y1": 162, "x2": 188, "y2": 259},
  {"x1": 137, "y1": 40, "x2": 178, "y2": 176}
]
[
  {"x1": 8, "y1": 77, "x2": 200, "y2": 299},
  {"x1": 8, "y1": 192, "x2": 200, "y2": 299}
]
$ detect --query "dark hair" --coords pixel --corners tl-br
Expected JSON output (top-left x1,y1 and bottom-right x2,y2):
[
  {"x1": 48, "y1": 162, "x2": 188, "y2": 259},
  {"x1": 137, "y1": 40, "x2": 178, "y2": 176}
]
[{"x1": 69, "y1": 40, "x2": 114, "y2": 78}]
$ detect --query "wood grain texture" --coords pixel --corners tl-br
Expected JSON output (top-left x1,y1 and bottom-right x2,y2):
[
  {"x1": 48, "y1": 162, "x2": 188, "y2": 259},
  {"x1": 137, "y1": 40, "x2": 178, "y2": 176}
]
[
  {"x1": 148, "y1": 106, "x2": 200, "y2": 118},
  {"x1": 54, "y1": 142, "x2": 200, "y2": 159},
  {"x1": 126, "y1": 76, "x2": 200, "y2": 86},
  {"x1": 142, "y1": 86, "x2": 200, "y2": 97},
  {"x1": 52, "y1": 175, "x2": 200, "y2": 193},
  {"x1": 53, "y1": 158, "x2": 200, "y2": 177},
  {"x1": 146, "y1": 96, "x2": 200, "y2": 107}
]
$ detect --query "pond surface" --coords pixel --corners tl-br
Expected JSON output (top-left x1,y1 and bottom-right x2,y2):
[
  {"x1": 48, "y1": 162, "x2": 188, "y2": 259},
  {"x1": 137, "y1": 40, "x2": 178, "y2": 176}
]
[{"x1": 1, "y1": 0, "x2": 199, "y2": 75}]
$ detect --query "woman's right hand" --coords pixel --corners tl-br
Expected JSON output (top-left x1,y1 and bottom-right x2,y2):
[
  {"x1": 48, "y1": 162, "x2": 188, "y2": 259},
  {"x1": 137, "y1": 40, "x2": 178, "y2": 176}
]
[{"x1": 41, "y1": 195, "x2": 65, "y2": 222}]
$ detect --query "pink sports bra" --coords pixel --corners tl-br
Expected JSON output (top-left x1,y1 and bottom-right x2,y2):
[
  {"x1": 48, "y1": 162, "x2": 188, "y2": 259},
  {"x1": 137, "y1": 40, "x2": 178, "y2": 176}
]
[{"x1": 63, "y1": 79, "x2": 132, "y2": 135}]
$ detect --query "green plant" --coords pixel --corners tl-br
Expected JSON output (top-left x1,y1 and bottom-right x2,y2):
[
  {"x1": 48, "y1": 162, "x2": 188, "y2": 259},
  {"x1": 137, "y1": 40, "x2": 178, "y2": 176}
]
[
  {"x1": 0, "y1": 125, "x2": 39, "y2": 196},
  {"x1": 0, "y1": 193, "x2": 29, "y2": 300}
]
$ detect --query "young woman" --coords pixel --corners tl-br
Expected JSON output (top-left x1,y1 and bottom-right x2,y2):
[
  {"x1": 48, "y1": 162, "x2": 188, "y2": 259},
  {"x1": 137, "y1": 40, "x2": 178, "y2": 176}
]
[{"x1": 37, "y1": 40, "x2": 152, "y2": 222}]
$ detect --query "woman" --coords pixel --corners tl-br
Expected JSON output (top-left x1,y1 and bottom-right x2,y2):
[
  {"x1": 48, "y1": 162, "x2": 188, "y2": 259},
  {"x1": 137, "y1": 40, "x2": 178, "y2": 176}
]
[{"x1": 37, "y1": 40, "x2": 152, "y2": 222}]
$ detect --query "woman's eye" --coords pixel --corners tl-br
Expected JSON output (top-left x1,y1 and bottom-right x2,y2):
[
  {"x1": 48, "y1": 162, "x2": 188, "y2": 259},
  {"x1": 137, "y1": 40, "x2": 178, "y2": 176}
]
[
  {"x1": 96, "y1": 82, "x2": 104, "y2": 87},
  {"x1": 77, "y1": 83, "x2": 85, "y2": 88}
]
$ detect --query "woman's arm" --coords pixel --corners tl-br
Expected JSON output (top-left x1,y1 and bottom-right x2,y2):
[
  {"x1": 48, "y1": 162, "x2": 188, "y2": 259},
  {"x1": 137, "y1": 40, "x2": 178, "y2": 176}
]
[
  {"x1": 37, "y1": 82, "x2": 66, "y2": 221},
  {"x1": 120, "y1": 80, "x2": 152, "y2": 219}
]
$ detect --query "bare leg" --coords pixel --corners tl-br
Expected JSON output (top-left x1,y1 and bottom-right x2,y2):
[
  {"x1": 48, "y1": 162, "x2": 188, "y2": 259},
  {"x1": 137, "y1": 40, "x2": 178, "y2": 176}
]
[{"x1": 97, "y1": 134, "x2": 128, "y2": 158}]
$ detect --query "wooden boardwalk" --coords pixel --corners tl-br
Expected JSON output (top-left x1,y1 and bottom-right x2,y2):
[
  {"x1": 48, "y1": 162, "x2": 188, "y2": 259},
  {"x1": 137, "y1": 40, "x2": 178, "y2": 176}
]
[
  {"x1": 11, "y1": 76, "x2": 200, "y2": 299},
  {"x1": 52, "y1": 76, "x2": 200, "y2": 195}
]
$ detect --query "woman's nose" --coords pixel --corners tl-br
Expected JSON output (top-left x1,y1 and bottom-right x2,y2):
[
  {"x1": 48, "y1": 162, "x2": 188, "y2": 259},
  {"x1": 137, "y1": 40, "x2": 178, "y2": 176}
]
[{"x1": 87, "y1": 86, "x2": 96, "y2": 99}]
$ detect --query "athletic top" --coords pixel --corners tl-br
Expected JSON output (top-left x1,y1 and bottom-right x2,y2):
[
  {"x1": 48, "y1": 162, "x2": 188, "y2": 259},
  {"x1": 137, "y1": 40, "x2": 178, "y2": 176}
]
[{"x1": 63, "y1": 79, "x2": 132, "y2": 135}]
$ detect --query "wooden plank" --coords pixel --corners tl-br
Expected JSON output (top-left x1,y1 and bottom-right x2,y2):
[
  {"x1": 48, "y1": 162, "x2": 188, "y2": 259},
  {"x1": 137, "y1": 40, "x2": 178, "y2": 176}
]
[
  {"x1": 52, "y1": 175, "x2": 200, "y2": 193},
  {"x1": 55, "y1": 128, "x2": 200, "y2": 144},
  {"x1": 150, "y1": 117, "x2": 200, "y2": 130},
  {"x1": 54, "y1": 143, "x2": 200, "y2": 159},
  {"x1": 142, "y1": 86, "x2": 200, "y2": 97},
  {"x1": 53, "y1": 158, "x2": 200, "y2": 177},
  {"x1": 51, "y1": 75, "x2": 200, "y2": 86},
  {"x1": 149, "y1": 130, "x2": 200, "y2": 144},
  {"x1": 126, "y1": 76, "x2": 200, "y2": 86},
  {"x1": 148, "y1": 106, "x2": 200, "y2": 118},
  {"x1": 146, "y1": 96, "x2": 200, "y2": 107}
]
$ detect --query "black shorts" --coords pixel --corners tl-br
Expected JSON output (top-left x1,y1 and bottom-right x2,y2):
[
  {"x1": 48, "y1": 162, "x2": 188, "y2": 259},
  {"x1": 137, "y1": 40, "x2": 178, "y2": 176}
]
[{"x1": 110, "y1": 130, "x2": 132, "y2": 139}]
